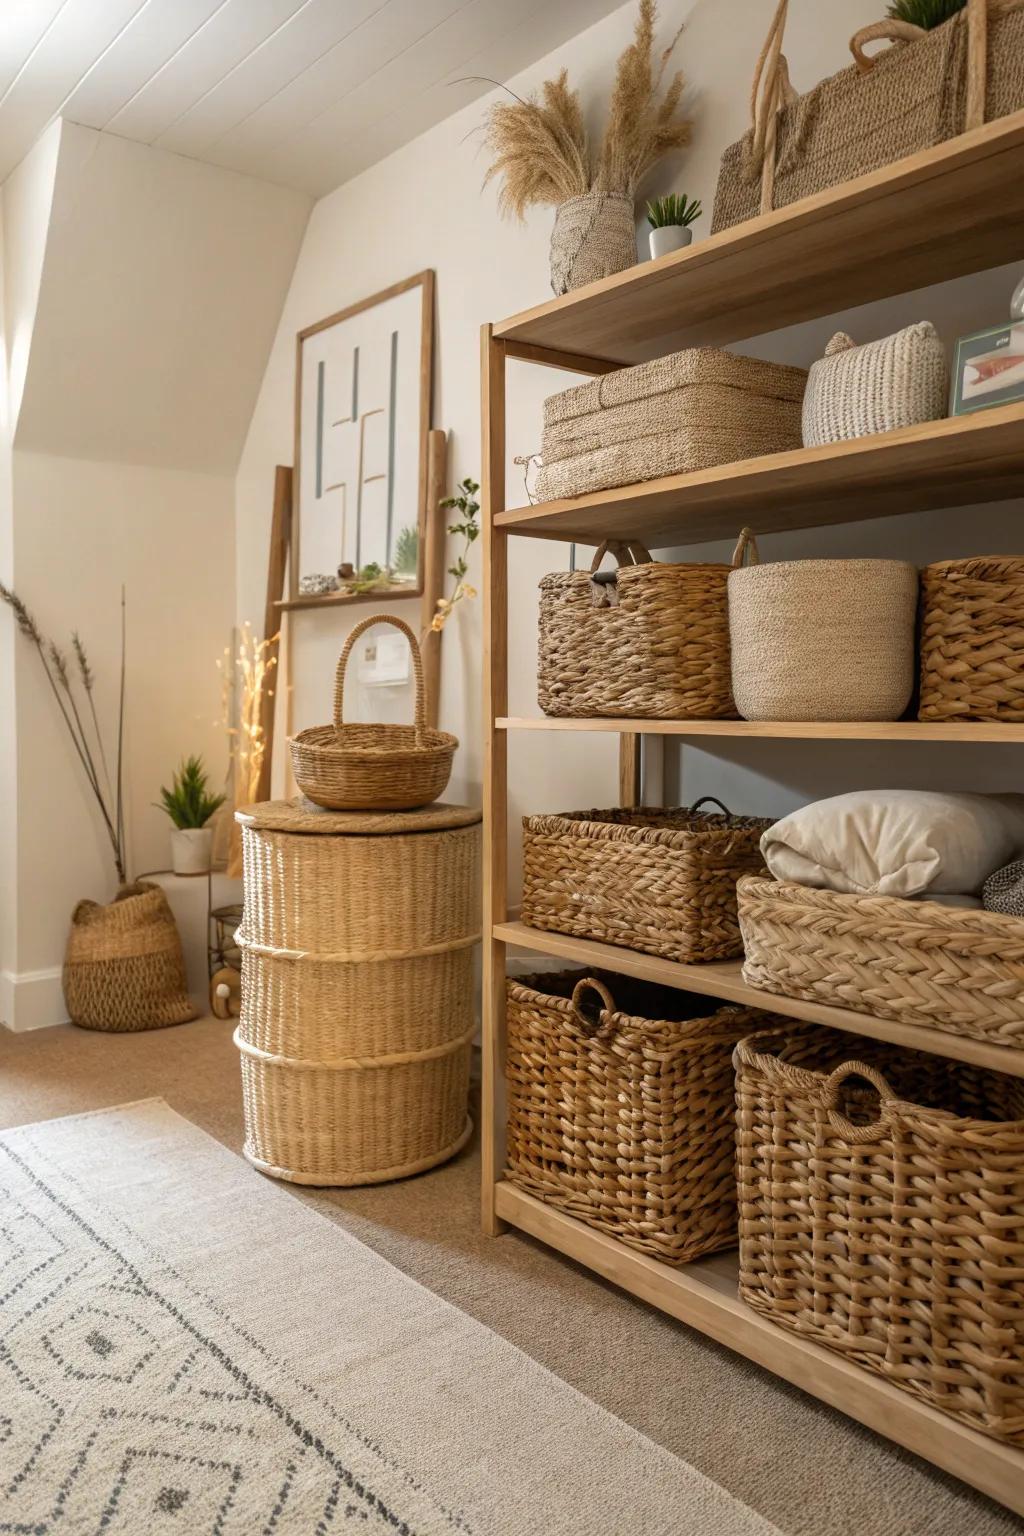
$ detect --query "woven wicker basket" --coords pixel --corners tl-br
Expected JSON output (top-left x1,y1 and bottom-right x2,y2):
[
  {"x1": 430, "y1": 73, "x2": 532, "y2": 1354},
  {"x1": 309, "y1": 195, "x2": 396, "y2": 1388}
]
[
  {"x1": 801, "y1": 324, "x2": 948, "y2": 447},
  {"x1": 712, "y1": 0, "x2": 1024, "y2": 233},
  {"x1": 289, "y1": 614, "x2": 457, "y2": 810},
  {"x1": 727, "y1": 529, "x2": 918, "y2": 721},
  {"x1": 535, "y1": 348, "x2": 806, "y2": 502},
  {"x1": 507, "y1": 970, "x2": 776, "y2": 1264},
  {"x1": 538, "y1": 538, "x2": 739, "y2": 719},
  {"x1": 521, "y1": 799, "x2": 771, "y2": 964},
  {"x1": 919, "y1": 556, "x2": 1024, "y2": 722},
  {"x1": 738, "y1": 874, "x2": 1024, "y2": 1050},
  {"x1": 736, "y1": 1022, "x2": 1024, "y2": 1442},
  {"x1": 234, "y1": 799, "x2": 480, "y2": 1185},
  {"x1": 63, "y1": 881, "x2": 197, "y2": 1033},
  {"x1": 549, "y1": 192, "x2": 635, "y2": 296}
]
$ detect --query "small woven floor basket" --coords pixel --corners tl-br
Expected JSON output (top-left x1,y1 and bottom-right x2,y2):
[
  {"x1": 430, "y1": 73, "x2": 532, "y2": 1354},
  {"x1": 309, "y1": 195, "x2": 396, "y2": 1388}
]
[
  {"x1": 919, "y1": 556, "x2": 1024, "y2": 721},
  {"x1": 289, "y1": 614, "x2": 457, "y2": 810},
  {"x1": 521, "y1": 799, "x2": 771, "y2": 964},
  {"x1": 507, "y1": 969, "x2": 777, "y2": 1264},
  {"x1": 63, "y1": 881, "x2": 197, "y2": 1033},
  {"x1": 736, "y1": 1022, "x2": 1024, "y2": 1442}
]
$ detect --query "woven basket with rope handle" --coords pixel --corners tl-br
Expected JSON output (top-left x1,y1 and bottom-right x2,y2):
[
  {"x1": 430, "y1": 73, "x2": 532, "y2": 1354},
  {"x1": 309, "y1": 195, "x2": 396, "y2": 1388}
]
[
  {"x1": 712, "y1": 0, "x2": 1024, "y2": 233},
  {"x1": 288, "y1": 614, "x2": 457, "y2": 810}
]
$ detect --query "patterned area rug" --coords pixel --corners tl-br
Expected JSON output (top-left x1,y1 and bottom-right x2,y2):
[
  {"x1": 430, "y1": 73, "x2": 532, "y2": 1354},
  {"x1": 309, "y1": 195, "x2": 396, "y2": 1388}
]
[{"x1": 0, "y1": 1100, "x2": 780, "y2": 1535}]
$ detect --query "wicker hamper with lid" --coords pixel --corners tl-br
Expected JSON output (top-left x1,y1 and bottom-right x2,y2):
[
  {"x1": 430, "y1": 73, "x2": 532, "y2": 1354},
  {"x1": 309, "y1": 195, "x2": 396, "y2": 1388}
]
[
  {"x1": 507, "y1": 969, "x2": 779, "y2": 1264},
  {"x1": 735, "y1": 1023, "x2": 1024, "y2": 1442},
  {"x1": 919, "y1": 556, "x2": 1024, "y2": 721},
  {"x1": 234, "y1": 798, "x2": 480, "y2": 1186}
]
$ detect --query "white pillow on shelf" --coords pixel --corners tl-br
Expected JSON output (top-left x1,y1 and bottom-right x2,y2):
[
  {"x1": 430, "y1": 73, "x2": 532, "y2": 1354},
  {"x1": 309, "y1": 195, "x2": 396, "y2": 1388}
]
[{"x1": 761, "y1": 790, "x2": 1024, "y2": 898}]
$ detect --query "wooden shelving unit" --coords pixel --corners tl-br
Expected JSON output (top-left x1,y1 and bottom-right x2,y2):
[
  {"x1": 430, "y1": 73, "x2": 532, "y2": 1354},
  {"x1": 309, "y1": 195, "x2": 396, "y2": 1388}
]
[{"x1": 481, "y1": 115, "x2": 1024, "y2": 1519}]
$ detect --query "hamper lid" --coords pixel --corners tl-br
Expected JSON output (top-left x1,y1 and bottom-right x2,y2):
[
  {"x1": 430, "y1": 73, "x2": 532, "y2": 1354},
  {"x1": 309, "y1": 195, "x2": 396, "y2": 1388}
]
[{"x1": 235, "y1": 797, "x2": 481, "y2": 835}]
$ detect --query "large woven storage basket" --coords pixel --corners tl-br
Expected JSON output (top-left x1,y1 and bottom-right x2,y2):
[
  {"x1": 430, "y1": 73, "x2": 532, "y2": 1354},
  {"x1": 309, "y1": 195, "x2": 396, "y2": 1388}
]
[
  {"x1": 738, "y1": 874, "x2": 1024, "y2": 1050},
  {"x1": 63, "y1": 881, "x2": 197, "y2": 1033},
  {"x1": 537, "y1": 538, "x2": 738, "y2": 719},
  {"x1": 727, "y1": 529, "x2": 918, "y2": 721},
  {"x1": 919, "y1": 556, "x2": 1024, "y2": 721},
  {"x1": 234, "y1": 799, "x2": 480, "y2": 1185},
  {"x1": 535, "y1": 348, "x2": 806, "y2": 502},
  {"x1": 521, "y1": 799, "x2": 771, "y2": 964},
  {"x1": 289, "y1": 614, "x2": 456, "y2": 810},
  {"x1": 735, "y1": 1023, "x2": 1024, "y2": 1442},
  {"x1": 712, "y1": 0, "x2": 1024, "y2": 233},
  {"x1": 507, "y1": 970, "x2": 777, "y2": 1264}
]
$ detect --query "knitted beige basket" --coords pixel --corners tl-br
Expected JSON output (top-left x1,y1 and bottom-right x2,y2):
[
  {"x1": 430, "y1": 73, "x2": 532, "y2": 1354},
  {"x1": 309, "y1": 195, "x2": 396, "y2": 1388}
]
[
  {"x1": 801, "y1": 323, "x2": 948, "y2": 447},
  {"x1": 549, "y1": 192, "x2": 635, "y2": 296},
  {"x1": 727, "y1": 528, "x2": 918, "y2": 721}
]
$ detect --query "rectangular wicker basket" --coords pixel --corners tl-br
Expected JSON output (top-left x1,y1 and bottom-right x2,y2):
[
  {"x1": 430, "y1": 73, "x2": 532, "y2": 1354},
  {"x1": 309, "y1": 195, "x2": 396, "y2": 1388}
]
[
  {"x1": 737, "y1": 875, "x2": 1024, "y2": 1050},
  {"x1": 507, "y1": 969, "x2": 775, "y2": 1265},
  {"x1": 522, "y1": 802, "x2": 771, "y2": 964},
  {"x1": 735, "y1": 1023, "x2": 1024, "y2": 1442}
]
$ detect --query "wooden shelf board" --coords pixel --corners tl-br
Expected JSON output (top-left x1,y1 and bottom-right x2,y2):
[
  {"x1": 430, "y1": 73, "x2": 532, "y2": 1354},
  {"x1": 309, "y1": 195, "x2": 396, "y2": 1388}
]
[
  {"x1": 493, "y1": 402, "x2": 1024, "y2": 546},
  {"x1": 494, "y1": 920, "x2": 1024, "y2": 1077},
  {"x1": 497, "y1": 717, "x2": 1024, "y2": 742},
  {"x1": 493, "y1": 1183, "x2": 1024, "y2": 1515},
  {"x1": 493, "y1": 111, "x2": 1024, "y2": 364}
]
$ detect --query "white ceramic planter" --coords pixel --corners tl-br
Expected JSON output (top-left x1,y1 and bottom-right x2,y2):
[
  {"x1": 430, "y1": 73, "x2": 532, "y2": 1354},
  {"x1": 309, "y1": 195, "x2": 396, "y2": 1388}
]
[
  {"x1": 649, "y1": 225, "x2": 692, "y2": 260},
  {"x1": 170, "y1": 826, "x2": 213, "y2": 876}
]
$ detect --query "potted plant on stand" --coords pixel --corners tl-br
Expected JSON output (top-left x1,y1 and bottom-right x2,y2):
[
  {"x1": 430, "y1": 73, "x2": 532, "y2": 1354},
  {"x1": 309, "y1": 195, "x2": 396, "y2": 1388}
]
[
  {"x1": 646, "y1": 193, "x2": 701, "y2": 259},
  {"x1": 158, "y1": 756, "x2": 225, "y2": 876}
]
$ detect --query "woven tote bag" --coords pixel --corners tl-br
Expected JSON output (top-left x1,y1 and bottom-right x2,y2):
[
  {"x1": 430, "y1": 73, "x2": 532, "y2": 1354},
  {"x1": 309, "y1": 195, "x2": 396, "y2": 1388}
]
[
  {"x1": 736, "y1": 1023, "x2": 1024, "y2": 1442},
  {"x1": 727, "y1": 529, "x2": 918, "y2": 721},
  {"x1": 63, "y1": 881, "x2": 196, "y2": 1033},
  {"x1": 538, "y1": 539, "x2": 739, "y2": 719},
  {"x1": 919, "y1": 556, "x2": 1024, "y2": 721},
  {"x1": 712, "y1": 0, "x2": 1024, "y2": 233}
]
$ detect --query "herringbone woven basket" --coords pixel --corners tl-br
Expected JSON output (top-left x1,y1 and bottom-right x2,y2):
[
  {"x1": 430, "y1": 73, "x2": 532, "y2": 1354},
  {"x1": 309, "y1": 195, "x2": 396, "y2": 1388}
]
[
  {"x1": 63, "y1": 881, "x2": 197, "y2": 1033},
  {"x1": 919, "y1": 556, "x2": 1024, "y2": 721},
  {"x1": 522, "y1": 800, "x2": 771, "y2": 964},
  {"x1": 538, "y1": 539, "x2": 738, "y2": 718},
  {"x1": 289, "y1": 614, "x2": 456, "y2": 810},
  {"x1": 549, "y1": 192, "x2": 635, "y2": 295},
  {"x1": 507, "y1": 969, "x2": 777, "y2": 1264},
  {"x1": 234, "y1": 799, "x2": 480, "y2": 1185},
  {"x1": 738, "y1": 874, "x2": 1024, "y2": 1049},
  {"x1": 736, "y1": 1023, "x2": 1024, "y2": 1442}
]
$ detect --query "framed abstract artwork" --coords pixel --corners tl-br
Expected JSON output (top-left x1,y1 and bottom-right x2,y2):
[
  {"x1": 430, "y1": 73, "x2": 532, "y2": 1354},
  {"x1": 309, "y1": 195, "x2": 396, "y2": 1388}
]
[{"x1": 289, "y1": 270, "x2": 434, "y2": 607}]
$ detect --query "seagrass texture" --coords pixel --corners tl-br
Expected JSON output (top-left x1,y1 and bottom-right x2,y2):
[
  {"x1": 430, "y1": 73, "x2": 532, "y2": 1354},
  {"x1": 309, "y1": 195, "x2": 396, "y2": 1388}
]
[
  {"x1": 521, "y1": 802, "x2": 770, "y2": 963},
  {"x1": 535, "y1": 347, "x2": 806, "y2": 502},
  {"x1": 727, "y1": 529, "x2": 918, "y2": 721},
  {"x1": 735, "y1": 1022, "x2": 1024, "y2": 1442},
  {"x1": 538, "y1": 540, "x2": 737, "y2": 719},
  {"x1": 289, "y1": 614, "x2": 457, "y2": 810},
  {"x1": 235, "y1": 804, "x2": 480, "y2": 1185},
  {"x1": 506, "y1": 970, "x2": 777, "y2": 1264},
  {"x1": 711, "y1": 0, "x2": 1024, "y2": 233},
  {"x1": 801, "y1": 323, "x2": 948, "y2": 447},
  {"x1": 738, "y1": 874, "x2": 1024, "y2": 1048},
  {"x1": 549, "y1": 192, "x2": 636, "y2": 296},
  {"x1": 919, "y1": 556, "x2": 1024, "y2": 721},
  {"x1": 62, "y1": 881, "x2": 196, "y2": 1033}
]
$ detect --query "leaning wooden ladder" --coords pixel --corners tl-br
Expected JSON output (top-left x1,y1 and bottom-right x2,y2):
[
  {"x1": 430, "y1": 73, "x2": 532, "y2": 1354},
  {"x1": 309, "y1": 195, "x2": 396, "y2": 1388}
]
[{"x1": 479, "y1": 110, "x2": 1024, "y2": 1518}]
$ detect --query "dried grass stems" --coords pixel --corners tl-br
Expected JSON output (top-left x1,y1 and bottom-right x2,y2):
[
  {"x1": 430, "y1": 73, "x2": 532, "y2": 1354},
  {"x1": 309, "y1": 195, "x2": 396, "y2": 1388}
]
[
  {"x1": 1, "y1": 583, "x2": 127, "y2": 883},
  {"x1": 482, "y1": 0, "x2": 691, "y2": 217}
]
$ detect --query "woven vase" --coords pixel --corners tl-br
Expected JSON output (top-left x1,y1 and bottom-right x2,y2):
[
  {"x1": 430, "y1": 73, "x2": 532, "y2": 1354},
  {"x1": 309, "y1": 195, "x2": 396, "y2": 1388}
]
[
  {"x1": 549, "y1": 192, "x2": 635, "y2": 296},
  {"x1": 62, "y1": 881, "x2": 197, "y2": 1033}
]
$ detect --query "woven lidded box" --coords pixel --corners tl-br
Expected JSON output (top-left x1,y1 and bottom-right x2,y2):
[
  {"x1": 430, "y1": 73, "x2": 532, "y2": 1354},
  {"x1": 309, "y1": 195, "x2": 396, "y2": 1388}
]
[{"x1": 801, "y1": 323, "x2": 948, "y2": 447}]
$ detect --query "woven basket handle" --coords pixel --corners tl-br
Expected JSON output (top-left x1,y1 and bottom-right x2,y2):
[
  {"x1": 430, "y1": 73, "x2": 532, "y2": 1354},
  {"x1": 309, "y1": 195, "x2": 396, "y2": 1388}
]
[
  {"x1": 333, "y1": 613, "x2": 426, "y2": 746},
  {"x1": 731, "y1": 527, "x2": 760, "y2": 567},
  {"x1": 571, "y1": 977, "x2": 616, "y2": 1036},
  {"x1": 821, "y1": 1061, "x2": 896, "y2": 1144},
  {"x1": 748, "y1": 0, "x2": 798, "y2": 214},
  {"x1": 851, "y1": 0, "x2": 1009, "y2": 130},
  {"x1": 690, "y1": 795, "x2": 732, "y2": 818},
  {"x1": 589, "y1": 540, "x2": 653, "y2": 573}
]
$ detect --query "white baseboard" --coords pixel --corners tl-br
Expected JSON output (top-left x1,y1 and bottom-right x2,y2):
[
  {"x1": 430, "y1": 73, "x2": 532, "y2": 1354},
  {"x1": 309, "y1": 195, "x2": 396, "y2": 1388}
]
[{"x1": 0, "y1": 967, "x2": 67, "y2": 1031}]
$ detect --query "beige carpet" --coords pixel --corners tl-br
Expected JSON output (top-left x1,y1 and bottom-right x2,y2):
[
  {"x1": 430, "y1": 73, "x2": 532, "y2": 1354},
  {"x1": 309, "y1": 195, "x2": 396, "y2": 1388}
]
[{"x1": 0, "y1": 1016, "x2": 1017, "y2": 1536}]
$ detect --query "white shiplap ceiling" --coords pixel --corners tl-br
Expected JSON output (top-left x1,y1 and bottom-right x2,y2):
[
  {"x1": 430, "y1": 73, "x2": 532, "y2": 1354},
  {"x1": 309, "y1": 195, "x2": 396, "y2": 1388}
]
[{"x1": 0, "y1": 0, "x2": 626, "y2": 195}]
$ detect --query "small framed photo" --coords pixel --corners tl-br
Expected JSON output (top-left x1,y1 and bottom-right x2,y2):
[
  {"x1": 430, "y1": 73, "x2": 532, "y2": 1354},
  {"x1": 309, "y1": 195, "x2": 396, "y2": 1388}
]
[{"x1": 950, "y1": 321, "x2": 1024, "y2": 416}]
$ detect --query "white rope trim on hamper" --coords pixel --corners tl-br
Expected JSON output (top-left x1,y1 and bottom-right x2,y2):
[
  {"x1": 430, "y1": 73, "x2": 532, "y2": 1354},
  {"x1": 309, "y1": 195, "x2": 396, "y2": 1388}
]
[
  {"x1": 233, "y1": 1018, "x2": 478, "y2": 1073},
  {"x1": 234, "y1": 928, "x2": 481, "y2": 965}
]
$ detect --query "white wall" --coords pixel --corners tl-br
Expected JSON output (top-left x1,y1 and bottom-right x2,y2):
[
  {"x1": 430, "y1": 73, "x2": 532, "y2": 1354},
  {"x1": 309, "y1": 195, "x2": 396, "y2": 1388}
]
[{"x1": 236, "y1": 0, "x2": 1023, "y2": 897}]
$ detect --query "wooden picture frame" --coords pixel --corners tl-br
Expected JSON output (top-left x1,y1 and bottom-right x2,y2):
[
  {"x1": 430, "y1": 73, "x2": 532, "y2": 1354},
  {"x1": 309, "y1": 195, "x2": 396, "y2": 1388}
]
[{"x1": 283, "y1": 270, "x2": 435, "y2": 610}]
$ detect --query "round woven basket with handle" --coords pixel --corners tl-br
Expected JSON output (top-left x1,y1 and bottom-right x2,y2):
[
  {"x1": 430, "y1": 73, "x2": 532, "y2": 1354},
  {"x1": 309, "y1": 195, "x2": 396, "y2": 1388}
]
[{"x1": 289, "y1": 614, "x2": 457, "y2": 811}]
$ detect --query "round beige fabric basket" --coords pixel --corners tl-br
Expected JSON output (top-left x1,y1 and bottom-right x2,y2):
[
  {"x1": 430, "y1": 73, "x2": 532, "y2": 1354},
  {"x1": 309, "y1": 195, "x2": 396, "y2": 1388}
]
[
  {"x1": 549, "y1": 192, "x2": 635, "y2": 296},
  {"x1": 289, "y1": 614, "x2": 457, "y2": 811},
  {"x1": 727, "y1": 528, "x2": 918, "y2": 721},
  {"x1": 234, "y1": 799, "x2": 480, "y2": 1186},
  {"x1": 63, "y1": 881, "x2": 197, "y2": 1033}
]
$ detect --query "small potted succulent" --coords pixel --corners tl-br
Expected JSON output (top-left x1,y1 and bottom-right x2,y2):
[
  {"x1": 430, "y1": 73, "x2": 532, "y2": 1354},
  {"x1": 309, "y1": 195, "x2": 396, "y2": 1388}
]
[
  {"x1": 646, "y1": 193, "x2": 702, "y2": 260},
  {"x1": 157, "y1": 755, "x2": 225, "y2": 876}
]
